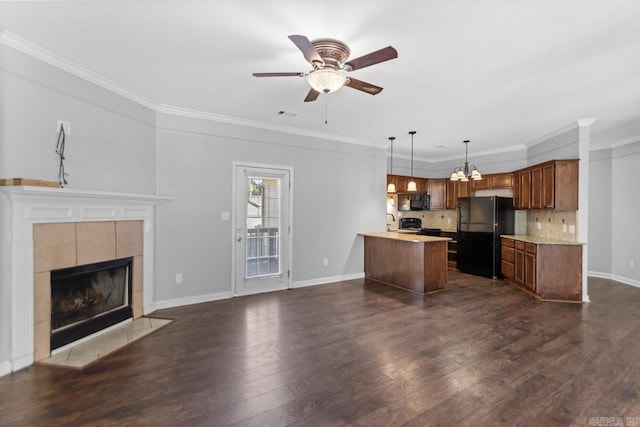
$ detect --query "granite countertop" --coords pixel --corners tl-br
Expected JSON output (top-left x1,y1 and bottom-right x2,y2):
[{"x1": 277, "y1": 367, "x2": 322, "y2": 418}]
[
  {"x1": 501, "y1": 235, "x2": 585, "y2": 245},
  {"x1": 359, "y1": 232, "x2": 451, "y2": 243}
]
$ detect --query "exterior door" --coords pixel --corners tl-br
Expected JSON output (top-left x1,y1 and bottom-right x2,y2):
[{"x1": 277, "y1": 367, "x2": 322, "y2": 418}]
[{"x1": 234, "y1": 164, "x2": 291, "y2": 296}]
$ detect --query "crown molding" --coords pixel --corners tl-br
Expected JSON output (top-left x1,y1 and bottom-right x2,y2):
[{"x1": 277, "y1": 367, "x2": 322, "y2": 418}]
[
  {"x1": 156, "y1": 104, "x2": 380, "y2": 148},
  {"x1": 0, "y1": 30, "x2": 381, "y2": 149},
  {"x1": 0, "y1": 30, "x2": 157, "y2": 110}
]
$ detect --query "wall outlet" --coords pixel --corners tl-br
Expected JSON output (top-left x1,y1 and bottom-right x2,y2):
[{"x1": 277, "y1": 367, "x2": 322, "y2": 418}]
[
  {"x1": 536, "y1": 222, "x2": 541, "y2": 230},
  {"x1": 175, "y1": 273, "x2": 183, "y2": 283},
  {"x1": 57, "y1": 120, "x2": 71, "y2": 135},
  {"x1": 569, "y1": 225, "x2": 575, "y2": 234},
  {"x1": 631, "y1": 260, "x2": 635, "y2": 269},
  {"x1": 323, "y1": 258, "x2": 328, "y2": 267},
  {"x1": 562, "y1": 224, "x2": 567, "y2": 233},
  {"x1": 220, "y1": 212, "x2": 230, "y2": 221}
]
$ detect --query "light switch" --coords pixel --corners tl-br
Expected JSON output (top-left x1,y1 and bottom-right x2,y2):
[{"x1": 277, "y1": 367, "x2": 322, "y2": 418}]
[
  {"x1": 221, "y1": 212, "x2": 230, "y2": 221},
  {"x1": 569, "y1": 225, "x2": 575, "y2": 234}
]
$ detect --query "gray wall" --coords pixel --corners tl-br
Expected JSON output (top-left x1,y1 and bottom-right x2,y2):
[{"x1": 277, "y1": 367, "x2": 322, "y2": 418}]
[
  {"x1": 611, "y1": 141, "x2": 640, "y2": 284},
  {"x1": 588, "y1": 148, "x2": 613, "y2": 274},
  {"x1": 154, "y1": 113, "x2": 385, "y2": 302},
  {"x1": 0, "y1": 45, "x2": 157, "y2": 193}
]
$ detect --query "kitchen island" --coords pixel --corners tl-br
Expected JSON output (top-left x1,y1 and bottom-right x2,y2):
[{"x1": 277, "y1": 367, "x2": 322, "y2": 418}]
[{"x1": 359, "y1": 232, "x2": 451, "y2": 294}]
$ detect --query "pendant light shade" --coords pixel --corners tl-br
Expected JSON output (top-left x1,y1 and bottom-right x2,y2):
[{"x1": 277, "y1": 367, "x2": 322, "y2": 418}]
[
  {"x1": 387, "y1": 136, "x2": 396, "y2": 193},
  {"x1": 407, "y1": 131, "x2": 417, "y2": 191}
]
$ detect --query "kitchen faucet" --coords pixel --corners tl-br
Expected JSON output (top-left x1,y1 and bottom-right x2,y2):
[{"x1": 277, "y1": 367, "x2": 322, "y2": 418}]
[{"x1": 386, "y1": 213, "x2": 396, "y2": 231}]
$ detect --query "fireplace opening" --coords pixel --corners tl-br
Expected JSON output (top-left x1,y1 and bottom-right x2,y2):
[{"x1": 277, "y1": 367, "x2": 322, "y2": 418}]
[{"x1": 50, "y1": 257, "x2": 133, "y2": 351}]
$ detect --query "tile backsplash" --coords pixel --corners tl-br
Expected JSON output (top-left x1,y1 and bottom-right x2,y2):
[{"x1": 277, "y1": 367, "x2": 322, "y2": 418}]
[
  {"x1": 387, "y1": 194, "x2": 579, "y2": 241},
  {"x1": 526, "y1": 210, "x2": 578, "y2": 241}
]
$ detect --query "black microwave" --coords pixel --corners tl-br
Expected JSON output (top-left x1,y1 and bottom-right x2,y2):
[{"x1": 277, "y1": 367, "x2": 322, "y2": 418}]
[{"x1": 398, "y1": 193, "x2": 430, "y2": 211}]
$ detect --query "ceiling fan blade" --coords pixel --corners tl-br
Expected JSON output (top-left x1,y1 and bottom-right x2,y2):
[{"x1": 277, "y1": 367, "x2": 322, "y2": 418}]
[
  {"x1": 253, "y1": 72, "x2": 305, "y2": 77},
  {"x1": 288, "y1": 35, "x2": 324, "y2": 67},
  {"x1": 344, "y1": 46, "x2": 398, "y2": 71},
  {"x1": 345, "y1": 77, "x2": 383, "y2": 95},
  {"x1": 303, "y1": 88, "x2": 320, "y2": 102}
]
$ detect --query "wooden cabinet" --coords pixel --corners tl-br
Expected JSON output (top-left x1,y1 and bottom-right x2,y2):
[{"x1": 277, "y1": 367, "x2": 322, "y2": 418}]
[
  {"x1": 512, "y1": 159, "x2": 578, "y2": 211},
  {"x1": 427, "y1": 179, "x2": 447, "y2": 210},
  {"x1": 417, "y1": 178, "x2": 428, "y2": 194},
  {"x1": 524, "y1": 243, "x2": 537, "y2": 291},
  {"x1": 441, "y1": 231, "x2": 458, "y2": 270},
  {"x1": 470, "y1": 172, "x2": 513, "y2": 192},
  {"x1": 501, "y1": 237, "x2": 582, "y2": 302},
  {"x1": 396, "y1": 175, "x2": 408, "y2": 193},
  {"x1": 531, "y1": 167, "x2": 543, "y2": 209},
  {"x1": 501, "y1": 238, "x2": 515, "y2": 280},
  {"x1": 446, "y1": 180, "x2": 470, "y2": 210}
]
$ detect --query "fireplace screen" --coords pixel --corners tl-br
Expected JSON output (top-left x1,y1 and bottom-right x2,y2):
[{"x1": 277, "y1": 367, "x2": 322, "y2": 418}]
[{"x1": 50, "y1": 257, "x2": 133, "y2": 349}]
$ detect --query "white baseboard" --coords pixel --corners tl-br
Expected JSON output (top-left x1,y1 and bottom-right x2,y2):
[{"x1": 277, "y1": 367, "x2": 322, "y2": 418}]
[
  {"x1": 146, "y1": 291, "x2": 233, "y2": 313},
  {"x1": 0, "y1": 360, "x2": 11, "y2": 377},
  {"x1": 292, "y1": 272, "x2": 365, "y2": 289},
  {"x1": 588, "y1": 271, "x2": 640, "y2": 288}
]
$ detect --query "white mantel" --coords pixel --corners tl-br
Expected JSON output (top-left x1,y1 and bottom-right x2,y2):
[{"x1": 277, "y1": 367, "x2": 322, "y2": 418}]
[{"x1": 0, "y1": 186, "x2": 172, "y2": 374}]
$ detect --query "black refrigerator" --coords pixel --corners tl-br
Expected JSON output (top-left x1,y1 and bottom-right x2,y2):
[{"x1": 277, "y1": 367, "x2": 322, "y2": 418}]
[{"x1": 457, "y1": 196, "x2": 514, "y2": 279}]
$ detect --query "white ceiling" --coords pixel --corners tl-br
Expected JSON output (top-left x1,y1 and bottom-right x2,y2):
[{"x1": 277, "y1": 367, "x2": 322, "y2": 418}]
[{"x1": 2, "y1": 0, "x2": 640, "y2": 161}]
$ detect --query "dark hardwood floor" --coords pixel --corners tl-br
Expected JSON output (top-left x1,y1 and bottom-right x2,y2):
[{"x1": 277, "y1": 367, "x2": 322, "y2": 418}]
[{"x1": 2, "y1": 272, "x2": 640, "y2": 426}]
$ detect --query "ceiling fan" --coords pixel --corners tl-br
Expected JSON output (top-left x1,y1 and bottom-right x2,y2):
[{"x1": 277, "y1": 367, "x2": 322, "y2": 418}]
[{"x1": 253, "y1": 35, "x2": 398, "y2": 102}]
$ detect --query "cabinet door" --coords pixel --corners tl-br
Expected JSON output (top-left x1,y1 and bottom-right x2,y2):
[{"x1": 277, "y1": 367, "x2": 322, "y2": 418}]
[
  {"x1": 512, "y1": 172, "x2": 521, "y2": 209},
  {"x1": 524, "y1": 252, "x2": 536, "y2": 291},
  {"x1": 396, "y1": 176, "x2": 409, "y2": 193},
  {"x1": 514, "y1": 248, "x2": 524, "y2": 284},
  {"x1": 427, "y1": 179, "x2": 447, "y2": 210},
  {"x1": 531, "y1": 167, "x2": 543, "y2": 209},
  {"x1": 490, "y1": 173, "x2": 513, "y2": 189},
  {"x1": 542, "y1": 164, "x2": 555, "y2": 209},
  {"x1": 445, "y1": 180, "x2": 469, "y2": 210},
  {"x1": 519, "y1": 170, "x2": 531, "y2": 209},
  {"x1": 470, "y1": 177, "x2": 489, "y2": 191},
  {"x1": 418, "y1": 178, "x2": 428, "y2": 194}
]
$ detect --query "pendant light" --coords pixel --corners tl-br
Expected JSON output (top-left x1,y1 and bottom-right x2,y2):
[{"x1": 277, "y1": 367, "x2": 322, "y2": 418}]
[
  {"x1": 387, "y1": 136, "x2": 396, "y2": 193},
  {"x1": 450, "y1": 140, "x2": 482, "y2": 182},
  {"x1": 407, "y1": 131, "x2": 417, "y2": 192}
]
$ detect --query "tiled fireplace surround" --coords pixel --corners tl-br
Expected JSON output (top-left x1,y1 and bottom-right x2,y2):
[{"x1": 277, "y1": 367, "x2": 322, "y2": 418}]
[
  {"x1": 33, "y1": 220, "x2": 143, "y2": 361},
  {"x1": 0, "y1": 187, "x2": 167, "y2": 373}
]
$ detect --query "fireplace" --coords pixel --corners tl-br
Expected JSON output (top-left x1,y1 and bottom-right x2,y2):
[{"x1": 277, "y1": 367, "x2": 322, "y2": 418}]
[{"x1": 50, "y1": 257, "x2": 133, "y2": 350}]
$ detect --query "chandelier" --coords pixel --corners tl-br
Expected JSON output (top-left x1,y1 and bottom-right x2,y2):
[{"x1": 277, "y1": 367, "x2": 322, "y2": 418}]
[{"x1": 450, "y1": 140, "x2": 482, "y2": 181}]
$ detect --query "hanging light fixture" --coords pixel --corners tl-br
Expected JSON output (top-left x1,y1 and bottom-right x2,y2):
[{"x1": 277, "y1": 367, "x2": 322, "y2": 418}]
[
  {"x1": 407, "y1": 131, "x2": 417, "y2": 191},
  {"x1": 450, "y1": 140, "x2": 482, "y2": 182},
  {"x1": 387, "y1": 136, "x2": 396, "y2": 193},
  {"x1": 306, "y1": 69, "x2": 347, "y2": 94}
]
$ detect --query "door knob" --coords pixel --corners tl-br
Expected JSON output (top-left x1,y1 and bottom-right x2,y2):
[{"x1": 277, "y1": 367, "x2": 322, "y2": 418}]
[{"x1": 237, "y1": 237, "x2": 242, "y2": 242}]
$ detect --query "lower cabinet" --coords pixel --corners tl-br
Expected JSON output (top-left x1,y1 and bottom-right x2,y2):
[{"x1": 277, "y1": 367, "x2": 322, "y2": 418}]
[
  {"x1": 501, "y1": 237, "x2": 583, "y2": 302},
  {"x1": 441, "y1": 231, "x2": 457, "y2": 270}
]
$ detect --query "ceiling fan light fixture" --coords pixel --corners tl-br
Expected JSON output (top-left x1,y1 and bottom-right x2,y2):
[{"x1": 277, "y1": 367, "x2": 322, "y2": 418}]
[{"x1": 306, "y1": 68, "x2": 347, "y2": 93}]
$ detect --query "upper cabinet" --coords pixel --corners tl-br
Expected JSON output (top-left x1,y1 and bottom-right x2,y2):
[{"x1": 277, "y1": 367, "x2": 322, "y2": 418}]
[
  {"x1": 513, "y1": 159, "x2": 578, "y2": 211},
  {"x1": 446, "y1": 180, "x2": 470, "y2": 210},
  {"x1": 427, "y1": 179, "x2": 447, "y2": 210},
  {"x1": 470, "y1": 172, "x2": 513, "y2": 192}
]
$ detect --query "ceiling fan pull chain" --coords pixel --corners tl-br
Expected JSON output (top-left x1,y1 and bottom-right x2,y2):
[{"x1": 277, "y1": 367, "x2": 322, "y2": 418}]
[{"x1": 325, "y1": 93, "x2": 328, "y2": 125}]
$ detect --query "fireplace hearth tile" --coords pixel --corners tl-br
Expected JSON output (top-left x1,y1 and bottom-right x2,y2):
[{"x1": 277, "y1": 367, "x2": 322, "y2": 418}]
[{"x1": 39, "y1": 316, "x2": 172, "y2": 369}]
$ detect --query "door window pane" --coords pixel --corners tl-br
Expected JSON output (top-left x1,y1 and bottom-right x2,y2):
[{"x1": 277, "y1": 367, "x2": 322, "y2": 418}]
[{"x1": 246, "y1": 177, "x2": 281, "y2": 278}]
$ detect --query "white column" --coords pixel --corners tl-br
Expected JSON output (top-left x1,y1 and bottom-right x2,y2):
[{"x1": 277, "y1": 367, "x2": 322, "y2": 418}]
[{"x1": 577, "y1": 119, "x2": 596, "y2": 302}]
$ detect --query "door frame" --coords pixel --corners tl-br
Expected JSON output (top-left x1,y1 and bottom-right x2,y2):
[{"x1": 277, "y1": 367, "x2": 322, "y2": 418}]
[{"x1": 231, "y1": 161, "x2": 294, "y2": 296}]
